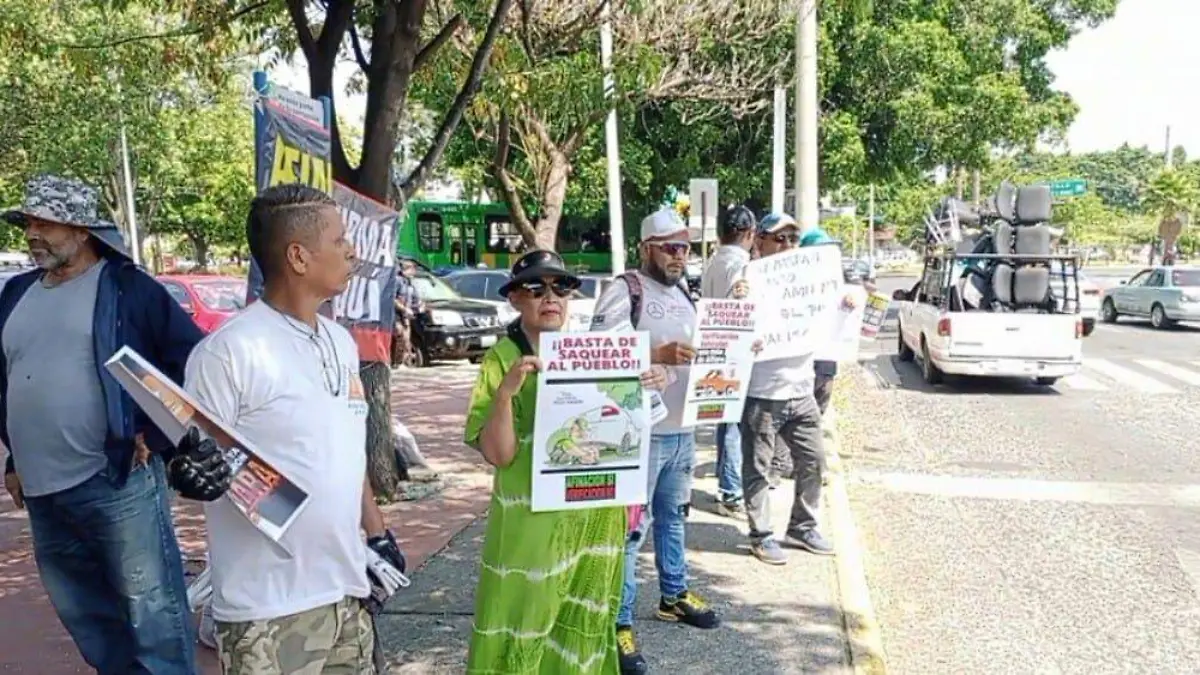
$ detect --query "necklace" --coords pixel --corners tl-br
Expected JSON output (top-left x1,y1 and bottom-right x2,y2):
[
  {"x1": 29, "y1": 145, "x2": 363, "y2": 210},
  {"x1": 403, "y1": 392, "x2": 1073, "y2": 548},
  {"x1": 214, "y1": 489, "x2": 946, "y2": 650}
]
[{"x1": 263, "y1": 301, "x2": 343, "y2": 397}]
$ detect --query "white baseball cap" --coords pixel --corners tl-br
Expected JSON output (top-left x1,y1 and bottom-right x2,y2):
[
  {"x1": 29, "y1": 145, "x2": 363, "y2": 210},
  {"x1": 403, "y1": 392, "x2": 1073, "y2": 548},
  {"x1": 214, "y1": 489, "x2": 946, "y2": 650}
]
[{"x1": 640, "y1": 208, "x2": 688, "y2": 242}]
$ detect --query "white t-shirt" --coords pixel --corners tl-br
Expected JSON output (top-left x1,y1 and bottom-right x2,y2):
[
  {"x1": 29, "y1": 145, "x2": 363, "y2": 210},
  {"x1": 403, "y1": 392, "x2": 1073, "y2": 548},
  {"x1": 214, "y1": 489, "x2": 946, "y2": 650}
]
[
  {"x1": 590, "y1": 272, "x2": 697, "y2": 434},
  {"x1": 185, "y1": 301, "x2": 370, "y2": 623},
  {"x1": 701, "y1": 244, "x2": 751, "y2": 299}
]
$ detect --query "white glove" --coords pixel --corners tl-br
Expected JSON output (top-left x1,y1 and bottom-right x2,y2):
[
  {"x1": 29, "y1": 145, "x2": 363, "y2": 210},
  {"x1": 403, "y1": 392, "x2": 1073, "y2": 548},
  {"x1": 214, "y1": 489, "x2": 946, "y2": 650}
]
[
  {"x1": 187, "y1": 567, "x2": 213, "y2": 612},
  {"x1": 365, "y1": 543, "x2": 410, "y2": 610}
]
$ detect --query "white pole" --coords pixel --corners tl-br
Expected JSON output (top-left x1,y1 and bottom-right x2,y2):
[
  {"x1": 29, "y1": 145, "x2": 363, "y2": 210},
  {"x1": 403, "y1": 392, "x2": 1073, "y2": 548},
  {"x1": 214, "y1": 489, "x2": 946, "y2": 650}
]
[
  {"x1": 117, "y1": 108, "x2": 141, "y2": 266},
  {"x1": 794, "y1": 0, "x2": 819, "y2": 231},
  {"x1": 771, "y1": 88, "x2": 786, "y2": 213},
  {"x1": 1165, "y1": 125, "x2": 1173, "y2": 168},
  {"x1": 600, "y1": 2, "x2": 625, "y2": 275},
  {"x1": 868, "y1": 183, "x2": 876, "y2": 262}
]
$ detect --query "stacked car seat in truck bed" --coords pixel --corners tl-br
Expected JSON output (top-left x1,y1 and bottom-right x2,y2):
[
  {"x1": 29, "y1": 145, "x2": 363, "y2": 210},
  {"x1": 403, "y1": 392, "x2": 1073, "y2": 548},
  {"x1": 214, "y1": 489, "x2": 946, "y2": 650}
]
[{"x1": 990, "y1": 183, "x2": 1055, "y2": 311}]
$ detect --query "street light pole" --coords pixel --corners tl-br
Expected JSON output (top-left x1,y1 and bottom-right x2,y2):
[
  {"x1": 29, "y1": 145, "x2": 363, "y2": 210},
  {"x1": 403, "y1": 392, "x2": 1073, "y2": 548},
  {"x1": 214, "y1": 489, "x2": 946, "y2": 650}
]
[
  {"x1": 794, "y1": 0, "x2": 819, "y2": 232},
  {"x1": 600, "y1": 1, "x2": 626, "y2": 275},
  {"x1": 771, "y1": 87, "x2": 786, "y2": 214},
  {"x1": 115, "y1": 80, "x2": 141, "y2": 266}
]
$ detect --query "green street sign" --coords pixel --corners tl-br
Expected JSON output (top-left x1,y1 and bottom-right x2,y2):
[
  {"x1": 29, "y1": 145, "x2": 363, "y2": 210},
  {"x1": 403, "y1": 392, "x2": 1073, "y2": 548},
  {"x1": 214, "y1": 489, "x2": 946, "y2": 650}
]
[{"x1": 1049, "y1": 179, "x2": 1087, "y2": 197}]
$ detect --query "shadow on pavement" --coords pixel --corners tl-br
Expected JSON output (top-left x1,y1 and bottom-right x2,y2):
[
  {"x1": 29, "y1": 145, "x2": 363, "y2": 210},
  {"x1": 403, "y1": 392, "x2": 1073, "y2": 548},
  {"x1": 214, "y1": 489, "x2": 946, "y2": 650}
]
[
  {"x1": 886, "y1": 355, "x2": 1064, "y2": 397},
  {"x1": 379, "y1": 472, "x2": 850, "y2": 674}
]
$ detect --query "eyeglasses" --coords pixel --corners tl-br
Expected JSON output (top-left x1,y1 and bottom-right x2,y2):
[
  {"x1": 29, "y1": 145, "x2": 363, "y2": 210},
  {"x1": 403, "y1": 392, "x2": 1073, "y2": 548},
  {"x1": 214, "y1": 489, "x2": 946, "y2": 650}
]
[
  {"x1": 761, "y1": 231, "x2": 799, "y2": 245},
  {"x1": 518, "y1": 278, "x2": 579, "y2": 298},
  {"x1": 648, "y1": 241, "x2": 690, "y2": 256}
]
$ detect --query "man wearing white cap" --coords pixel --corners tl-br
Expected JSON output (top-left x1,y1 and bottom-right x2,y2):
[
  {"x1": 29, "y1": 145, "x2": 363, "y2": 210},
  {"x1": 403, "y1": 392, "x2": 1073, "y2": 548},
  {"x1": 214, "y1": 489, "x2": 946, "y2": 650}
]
[{"x1": 590, "y1": 208, "x2": 719, "y2": 675}]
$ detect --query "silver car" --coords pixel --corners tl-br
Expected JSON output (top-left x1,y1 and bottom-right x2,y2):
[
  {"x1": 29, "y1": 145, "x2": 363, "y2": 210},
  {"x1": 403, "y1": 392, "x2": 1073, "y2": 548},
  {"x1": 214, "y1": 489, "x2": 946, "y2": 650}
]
[{"x1": 1100, "y1": 266, "x2": 1200, "y2": 329}]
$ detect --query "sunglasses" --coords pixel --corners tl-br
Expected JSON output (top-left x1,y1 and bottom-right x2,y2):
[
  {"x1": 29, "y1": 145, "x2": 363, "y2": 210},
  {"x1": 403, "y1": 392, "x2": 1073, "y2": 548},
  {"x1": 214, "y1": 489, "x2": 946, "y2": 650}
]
[
  {"x1": 518, "y1": 278, "x2": 578, "y2": 298},
  {"x1": 648, "y1": 241, "x2": 690, "y2": 256},
  {"x1": 761, "y1": 231, "x2": 799, "y2": 245}
]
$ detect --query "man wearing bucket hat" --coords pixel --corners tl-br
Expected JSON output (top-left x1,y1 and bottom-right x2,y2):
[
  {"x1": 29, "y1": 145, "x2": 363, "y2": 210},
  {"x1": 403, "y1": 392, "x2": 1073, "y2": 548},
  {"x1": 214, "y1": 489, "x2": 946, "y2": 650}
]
[
  {"x1": 591, "y1": 207, "x2": 719, "y2": 675},
  {"x1": 0, "y1": 174, "x2": 231, "y2": 673}
]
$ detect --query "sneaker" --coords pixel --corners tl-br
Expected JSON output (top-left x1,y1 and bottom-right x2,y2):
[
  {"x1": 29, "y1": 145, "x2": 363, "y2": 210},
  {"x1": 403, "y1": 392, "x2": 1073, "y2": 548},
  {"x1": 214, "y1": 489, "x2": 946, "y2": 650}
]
[
  {"x1": 616, "y1": 625, "x2": 647, "y2": 675},
  {"x1": 716, "y1": 498, "x2": 744, "y2": 519},
  {"x1": 785, "y1": 528, "x2": 835, "y2": 556},
  {"x1": 749, "y1": 538, "x2": 788, "y2": 566},
  {"x1": 656, "y1": 590, "x2": 720, "y2": 629}
]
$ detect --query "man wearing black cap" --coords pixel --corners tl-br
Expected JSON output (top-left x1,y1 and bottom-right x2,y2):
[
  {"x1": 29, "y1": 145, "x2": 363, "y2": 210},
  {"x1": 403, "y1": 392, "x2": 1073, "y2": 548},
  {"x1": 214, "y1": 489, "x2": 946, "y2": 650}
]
[
  {"x1": 0, "y1": 173, "x2": 231, "y2": 673},
  {"x1": 700, "y1": 205, "x2": 757, "y2": 518}
]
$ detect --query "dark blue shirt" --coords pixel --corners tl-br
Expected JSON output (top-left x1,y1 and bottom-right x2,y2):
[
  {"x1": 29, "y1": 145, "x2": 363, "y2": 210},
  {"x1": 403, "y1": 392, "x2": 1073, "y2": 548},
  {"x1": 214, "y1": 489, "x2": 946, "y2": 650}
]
[{"x1": 0, "y1": 255, "x2": 203, "y2": 487}]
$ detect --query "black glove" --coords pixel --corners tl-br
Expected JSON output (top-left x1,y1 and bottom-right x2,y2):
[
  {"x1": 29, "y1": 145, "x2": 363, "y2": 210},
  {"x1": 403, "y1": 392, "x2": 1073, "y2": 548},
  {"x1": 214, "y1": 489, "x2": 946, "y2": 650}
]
[
  {"x1": 367, "y1": 530, "x2": 406, "y2": 574},
  {"x1": 167, "y1": 427, "x2": 232, "y2": 502}
]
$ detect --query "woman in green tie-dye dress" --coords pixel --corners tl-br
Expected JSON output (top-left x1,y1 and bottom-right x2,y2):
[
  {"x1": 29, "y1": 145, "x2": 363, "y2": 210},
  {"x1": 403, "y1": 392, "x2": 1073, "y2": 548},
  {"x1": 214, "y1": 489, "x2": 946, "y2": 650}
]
[{"x1": 463, "y1": 251, "x2": 666, "y2": 674}]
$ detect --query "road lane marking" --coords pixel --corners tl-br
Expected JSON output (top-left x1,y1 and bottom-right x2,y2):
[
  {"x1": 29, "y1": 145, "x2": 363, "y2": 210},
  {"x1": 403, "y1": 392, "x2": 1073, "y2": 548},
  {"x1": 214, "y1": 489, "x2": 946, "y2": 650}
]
[
  {"x1": 1058, "y1": 373, "x2": 1108, "y2": 391},
  {"x1": 1135, "y1": 359, "x2": 1200, "y2": 387},
  {"x1": 858, "y1": 471, "x2": 1200, "y2": 508},
  {"x1": 1083, "y1": 357, "x2": 1178, "y2": 394}
]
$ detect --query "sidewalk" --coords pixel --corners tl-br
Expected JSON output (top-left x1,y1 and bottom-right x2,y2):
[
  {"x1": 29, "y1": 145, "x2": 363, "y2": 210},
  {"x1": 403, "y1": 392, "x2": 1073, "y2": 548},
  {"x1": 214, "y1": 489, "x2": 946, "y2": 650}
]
[
  {"x1": 0, "y1": 363, "x2": 492, "y2": 674},
  {"x1": 377, "y1": 438, "x2": 852, "y2": 674}
]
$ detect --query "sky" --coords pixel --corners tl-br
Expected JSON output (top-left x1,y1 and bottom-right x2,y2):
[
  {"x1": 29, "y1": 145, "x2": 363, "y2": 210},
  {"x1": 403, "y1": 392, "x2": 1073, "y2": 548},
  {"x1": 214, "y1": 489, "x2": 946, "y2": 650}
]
[
  {"x1": 1045, "y1": 0, "x2": 1198, "y2": 156},
  {"x1": 272, "y1": 0, "x2": 1197, "y2": 158}
]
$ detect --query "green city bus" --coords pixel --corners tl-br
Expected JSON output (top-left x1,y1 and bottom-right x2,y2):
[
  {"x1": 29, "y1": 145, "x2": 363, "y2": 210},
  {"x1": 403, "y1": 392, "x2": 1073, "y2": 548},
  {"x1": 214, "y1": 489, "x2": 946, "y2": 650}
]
[{"x1": 397, "y1": 200, "x2": 617, "y2": 273}]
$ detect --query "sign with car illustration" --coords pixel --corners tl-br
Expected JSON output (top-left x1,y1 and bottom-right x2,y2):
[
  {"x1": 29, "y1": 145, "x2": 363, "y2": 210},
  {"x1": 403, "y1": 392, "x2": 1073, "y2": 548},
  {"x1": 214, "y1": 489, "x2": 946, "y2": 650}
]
[
  {"x1": 531, "y1": 331, "x2": 652, "y2": 511},
  {"x1": 681, "y1": 299, "x2": 758, "y2": 425}
]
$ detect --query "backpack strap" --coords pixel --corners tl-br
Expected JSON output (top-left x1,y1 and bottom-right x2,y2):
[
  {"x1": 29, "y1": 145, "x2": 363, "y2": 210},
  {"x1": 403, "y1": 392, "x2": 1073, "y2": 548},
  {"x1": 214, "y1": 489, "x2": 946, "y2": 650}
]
[{"x1": 619, "y1": 271, "x2": 643, "y2": 329}]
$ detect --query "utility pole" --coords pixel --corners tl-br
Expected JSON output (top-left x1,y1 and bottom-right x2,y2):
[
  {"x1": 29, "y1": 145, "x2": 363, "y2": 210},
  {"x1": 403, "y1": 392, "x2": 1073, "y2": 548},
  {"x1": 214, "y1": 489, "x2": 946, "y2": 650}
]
[
  {"x1": 794, "y1": 0, "x2": 819, "y2": 230},
  {"x1": 972, "y1": 169, "x2": 981, "y2": 207},
  {"x1": 600, "y1": 1, "x2": 625, "y2": 275},
  {"x1": 1165, "y1": 125, "x2": 1173, "y2": 168},
  {"x1": 868, "y1": 184, "x2": 876, "y2": 262},
  {"x1": 771, "y1": 88, "x2": 786, "y2": 213},
  {"x1": 115, "y1": 79, "x2": 141, "y2": 266}
]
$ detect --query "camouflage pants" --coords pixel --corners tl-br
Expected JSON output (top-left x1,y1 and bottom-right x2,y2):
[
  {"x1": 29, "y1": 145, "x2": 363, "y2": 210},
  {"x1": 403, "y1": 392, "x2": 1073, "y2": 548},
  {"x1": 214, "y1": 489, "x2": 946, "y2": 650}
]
[{"x1": 216, "y1": 597, "x2": 376, "y2": 675}]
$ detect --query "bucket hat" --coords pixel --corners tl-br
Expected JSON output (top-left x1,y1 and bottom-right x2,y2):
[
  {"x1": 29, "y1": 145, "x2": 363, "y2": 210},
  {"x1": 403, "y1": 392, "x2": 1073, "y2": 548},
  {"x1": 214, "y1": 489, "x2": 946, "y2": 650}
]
[
  {"x1": 498, "y1": 249, "x2": 580, "y2": 297},
  {"x1": 2, "y1": 174, "x2": 131, "y2": 259}
]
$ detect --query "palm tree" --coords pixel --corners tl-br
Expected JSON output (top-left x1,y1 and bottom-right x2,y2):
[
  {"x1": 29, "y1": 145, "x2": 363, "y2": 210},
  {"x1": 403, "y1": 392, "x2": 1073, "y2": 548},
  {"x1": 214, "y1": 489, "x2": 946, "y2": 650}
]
[{"x1": 1142, "y1": 169, "x2": 1199, "y2": 265}]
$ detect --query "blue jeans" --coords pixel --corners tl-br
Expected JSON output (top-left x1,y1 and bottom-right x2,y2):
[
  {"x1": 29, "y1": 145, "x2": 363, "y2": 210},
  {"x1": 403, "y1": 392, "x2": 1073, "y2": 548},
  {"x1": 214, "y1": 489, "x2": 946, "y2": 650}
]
[
  {"x1": 716, "y1": 422, "x2": 743, "y2": 503},
  {"x1": 617, "y1": 432, "x2": 695, "y2": 626},
  {"x1": 24, "y1": 458, "x2": 196, "y2": 675}
]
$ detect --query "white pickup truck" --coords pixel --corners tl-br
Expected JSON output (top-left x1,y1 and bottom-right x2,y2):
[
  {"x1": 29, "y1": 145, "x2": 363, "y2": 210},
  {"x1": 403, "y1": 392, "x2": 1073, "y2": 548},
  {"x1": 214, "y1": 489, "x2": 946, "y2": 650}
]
[{"x1": 893, "y1": 283, "x2": 1084, "y2": 386}]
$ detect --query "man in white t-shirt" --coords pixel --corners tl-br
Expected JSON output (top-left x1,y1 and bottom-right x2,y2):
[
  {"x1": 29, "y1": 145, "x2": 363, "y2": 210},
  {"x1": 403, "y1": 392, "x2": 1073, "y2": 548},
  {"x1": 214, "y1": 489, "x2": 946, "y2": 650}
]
[
  {"x1": 741, "y1": 213, "x2": 834, "y2": 566},
  {"x1": 699, "y1": 205, "x2": 756, "y2": 518},
  {"x1": 186, "y1": 184, "x2": 403, "y2": 673},
  {"x1": 591, "y1": 208, "x2": 720, "y2": 675}
]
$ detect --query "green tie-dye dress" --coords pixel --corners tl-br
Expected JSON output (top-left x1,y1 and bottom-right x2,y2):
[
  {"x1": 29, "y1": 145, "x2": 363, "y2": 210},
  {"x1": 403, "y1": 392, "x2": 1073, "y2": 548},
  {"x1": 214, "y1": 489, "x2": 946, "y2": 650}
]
[{"x1": 464, "y1": 335, "x2": 625, "y2": 675}]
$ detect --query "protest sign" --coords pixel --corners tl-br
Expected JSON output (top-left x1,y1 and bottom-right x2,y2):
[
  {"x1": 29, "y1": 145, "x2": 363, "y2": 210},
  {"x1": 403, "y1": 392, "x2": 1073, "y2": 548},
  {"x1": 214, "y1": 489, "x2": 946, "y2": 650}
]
[
  {"x1": 680, "y1": 299, "x2": 758, "y2": 425},
  {"x1": 531, "y1": 331, "x2": 652, "y2": 512},
  {"x1": 744, "y1": 243, "x2": 844, "y2": 362},
  {"x1": 104, "y1": 348, "x2": 309, "y2": 551},
  {"x1": 254, "y1": 94, "x2": 332, "y2": 195},
  {"x1": 329, "y1": 183, "x2": 400, "y2": 362},
  {"x1": 246, "y1": 77, "x2": 334, "y2": 310},
  {"x1": 819, "y1": 285, "x2": 869, "y2": 364},
  {"x1": 860, "y1": 291, "x2": 891, "y2": 339}
]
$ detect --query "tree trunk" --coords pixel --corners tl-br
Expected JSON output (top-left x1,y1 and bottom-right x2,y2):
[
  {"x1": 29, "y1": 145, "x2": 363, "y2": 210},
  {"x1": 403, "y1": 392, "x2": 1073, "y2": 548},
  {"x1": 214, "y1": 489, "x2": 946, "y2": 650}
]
[
  {"x1": 534, "y1": 153, "x2": 571, "y2": 250},
  {"x1": 360, "y1": 361, "x2": 403, "y2": 498},
  {"x1": 188, "y1": 233, "x2": 210, "y2": 270}
]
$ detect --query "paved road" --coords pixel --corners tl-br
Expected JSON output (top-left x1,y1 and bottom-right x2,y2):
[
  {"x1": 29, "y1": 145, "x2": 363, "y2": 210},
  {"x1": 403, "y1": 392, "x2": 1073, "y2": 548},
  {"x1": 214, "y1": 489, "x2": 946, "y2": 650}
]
[{"x1": 841, "y1": 274, "x2": 1200, "y2": 674}]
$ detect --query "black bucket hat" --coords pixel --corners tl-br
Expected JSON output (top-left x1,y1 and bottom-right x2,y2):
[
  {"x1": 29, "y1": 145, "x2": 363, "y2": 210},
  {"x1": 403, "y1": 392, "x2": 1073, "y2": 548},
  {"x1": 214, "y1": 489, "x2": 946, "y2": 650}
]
[
  {"x1": 498, "y1": 249, "x2": 581, "y2": 297},
  {"x1": 2, "y1": 174, "x2": 132, "y2": 260}
]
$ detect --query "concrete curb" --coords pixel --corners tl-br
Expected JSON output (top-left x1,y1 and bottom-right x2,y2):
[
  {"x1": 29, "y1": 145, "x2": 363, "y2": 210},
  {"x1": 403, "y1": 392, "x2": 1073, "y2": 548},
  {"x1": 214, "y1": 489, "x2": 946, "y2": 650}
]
[{"x1": 823, "y1": 417, "x2": 889, "y2": 675}]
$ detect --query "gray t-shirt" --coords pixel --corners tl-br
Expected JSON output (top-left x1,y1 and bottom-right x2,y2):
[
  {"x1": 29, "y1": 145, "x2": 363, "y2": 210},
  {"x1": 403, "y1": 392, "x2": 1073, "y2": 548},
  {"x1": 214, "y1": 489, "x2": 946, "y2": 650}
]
[{"x1": 3, "y1": 261, "x2": 109, "y2": 496}]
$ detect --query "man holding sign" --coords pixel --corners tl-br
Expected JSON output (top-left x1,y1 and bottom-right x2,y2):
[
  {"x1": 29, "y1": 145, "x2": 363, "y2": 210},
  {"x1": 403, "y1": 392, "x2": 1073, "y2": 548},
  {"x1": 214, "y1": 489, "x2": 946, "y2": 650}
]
[
  {"x1": 591, "y1": 208, "x2": 720, "y2": 675},
  {"x1": 741, "y1": 213, "x2": 835, "y2": 566}
]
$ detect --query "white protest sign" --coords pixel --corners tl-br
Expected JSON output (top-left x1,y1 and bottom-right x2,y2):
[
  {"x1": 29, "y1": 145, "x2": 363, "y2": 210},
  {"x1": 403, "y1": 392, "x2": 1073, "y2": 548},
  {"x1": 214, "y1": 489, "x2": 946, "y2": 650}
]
[
  {"x1": 531, "y1": 331, "x2": 653, "y2": 512},
  {"x1": 745, "y1": 243, "x2": 844, "y2": 362},
  {"x1": 817, "y1": 285, "x2": 868, "y2": 364},
  {"x1": 681, "y1": 299, "x2": 758, "y2": 425}
]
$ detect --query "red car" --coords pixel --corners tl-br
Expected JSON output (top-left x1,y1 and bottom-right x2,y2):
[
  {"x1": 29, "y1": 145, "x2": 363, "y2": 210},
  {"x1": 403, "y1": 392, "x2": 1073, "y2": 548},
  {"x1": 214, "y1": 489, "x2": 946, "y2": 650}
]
[{"x1": 158, "y1": 274, "x2": 247, "y2": 334}]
